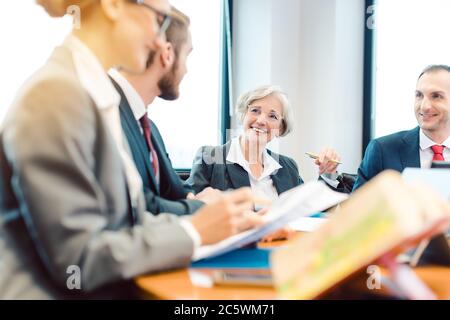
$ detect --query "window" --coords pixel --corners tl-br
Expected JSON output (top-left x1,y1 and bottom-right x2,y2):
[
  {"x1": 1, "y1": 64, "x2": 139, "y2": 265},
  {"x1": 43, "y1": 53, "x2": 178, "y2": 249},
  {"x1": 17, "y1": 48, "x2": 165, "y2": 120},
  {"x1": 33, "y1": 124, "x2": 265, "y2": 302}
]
[
  {"x1": 147, "y1": 0, "x2": 227, "y2": 169},
  {"x1": 1, "y1": 1, "x2": 228, "y2": 171},
  {"x1": 0, "y1": 1, "x2": 72, "y2": 121},
  {"x1": 369, "y1": 0, "x2": 450, "y2": 139}
]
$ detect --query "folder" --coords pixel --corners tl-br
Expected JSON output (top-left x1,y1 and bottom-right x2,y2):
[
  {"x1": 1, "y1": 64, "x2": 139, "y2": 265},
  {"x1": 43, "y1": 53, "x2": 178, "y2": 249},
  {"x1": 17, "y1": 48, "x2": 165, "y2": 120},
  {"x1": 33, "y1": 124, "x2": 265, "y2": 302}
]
[
  {"x1": 191, "y1": 248, "x2": 274, "y2": 287},
  {"x1": 191, "y1": 248, "x2": 272, "y2": 269}
]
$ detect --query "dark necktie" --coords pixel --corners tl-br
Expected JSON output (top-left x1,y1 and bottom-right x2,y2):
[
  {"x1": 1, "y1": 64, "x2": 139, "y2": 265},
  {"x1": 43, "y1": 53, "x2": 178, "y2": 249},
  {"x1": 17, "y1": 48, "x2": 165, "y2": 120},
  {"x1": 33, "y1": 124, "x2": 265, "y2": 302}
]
[{"x1": 139, "y1": 114, "x2": 160, "y2": 178}]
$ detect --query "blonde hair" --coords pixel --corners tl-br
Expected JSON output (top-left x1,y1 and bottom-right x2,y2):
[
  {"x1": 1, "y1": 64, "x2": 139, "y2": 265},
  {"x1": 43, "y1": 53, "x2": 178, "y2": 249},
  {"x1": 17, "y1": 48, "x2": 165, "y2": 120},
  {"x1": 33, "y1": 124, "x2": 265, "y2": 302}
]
[
  {"x1": 235, "y1": 85, "x2": 294, "y2": 137},
  {"x1": 36, "y1": 0, "x2": 91, "y2": 17}
]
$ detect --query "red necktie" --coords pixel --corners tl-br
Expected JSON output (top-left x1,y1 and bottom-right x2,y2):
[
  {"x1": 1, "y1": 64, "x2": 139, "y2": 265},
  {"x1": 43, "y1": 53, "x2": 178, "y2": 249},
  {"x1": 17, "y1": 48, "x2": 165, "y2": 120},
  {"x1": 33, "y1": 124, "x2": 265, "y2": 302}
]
[
  {"x1": 139, "y1": 114, "x2": 159, "y2": 177},
  {"x1": 431, "y1": 145, "x2": 445, "y2": 161}
]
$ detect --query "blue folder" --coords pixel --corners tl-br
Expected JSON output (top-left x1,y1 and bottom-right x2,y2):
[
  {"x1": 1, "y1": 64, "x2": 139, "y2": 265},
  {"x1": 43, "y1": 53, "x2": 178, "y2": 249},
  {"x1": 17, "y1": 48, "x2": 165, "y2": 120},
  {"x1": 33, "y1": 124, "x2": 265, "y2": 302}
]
[
  {"x1": 310, "y1": 212, "x2": 328, "y2": 218},
  {"x1": 191, "y1": 248, "x2": 273, "y2": 269}
]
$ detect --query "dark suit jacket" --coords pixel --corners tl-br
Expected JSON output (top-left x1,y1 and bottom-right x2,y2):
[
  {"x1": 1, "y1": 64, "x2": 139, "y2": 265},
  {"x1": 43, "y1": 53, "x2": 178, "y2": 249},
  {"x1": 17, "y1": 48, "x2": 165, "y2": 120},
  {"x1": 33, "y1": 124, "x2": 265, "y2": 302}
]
[
  {"x1": 185, "y1": 142, "x2": 304, "y2": 194},
  {"x1": 353, "y1": 127, "x2": 421, "y2": 190},
  {"x1": 113, "y1": 80, "x2": 204, "y2": 216}
]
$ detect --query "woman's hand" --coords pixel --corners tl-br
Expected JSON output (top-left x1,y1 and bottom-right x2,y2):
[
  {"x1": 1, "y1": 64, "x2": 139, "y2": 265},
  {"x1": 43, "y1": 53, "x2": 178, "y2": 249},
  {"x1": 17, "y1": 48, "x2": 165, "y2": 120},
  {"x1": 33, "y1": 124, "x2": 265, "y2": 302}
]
[{"x1": 314, "y1": 147, "x2": 341, "y2": 175}]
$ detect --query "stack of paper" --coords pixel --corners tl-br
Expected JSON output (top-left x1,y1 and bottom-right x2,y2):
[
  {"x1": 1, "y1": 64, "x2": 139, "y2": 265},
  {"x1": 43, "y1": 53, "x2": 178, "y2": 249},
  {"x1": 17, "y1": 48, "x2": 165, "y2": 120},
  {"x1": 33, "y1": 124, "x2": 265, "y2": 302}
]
[
  {"x1": 193, "y1": 181, "x2": 348, "y2": 261},
  {"x1": 289, "y1": 217, "x2": 327, "y2": 232}
]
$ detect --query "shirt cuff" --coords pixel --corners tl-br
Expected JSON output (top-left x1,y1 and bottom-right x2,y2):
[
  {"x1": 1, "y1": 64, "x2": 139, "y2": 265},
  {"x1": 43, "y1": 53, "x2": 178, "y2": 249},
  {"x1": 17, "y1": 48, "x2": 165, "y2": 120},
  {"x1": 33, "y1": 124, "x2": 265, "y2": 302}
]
[
  {"x1": 179, "y1": 218, "x2": 201, "y2": 258},
  {"x1": 320, "y1": 172, "x2": 340, "y2": 189}
]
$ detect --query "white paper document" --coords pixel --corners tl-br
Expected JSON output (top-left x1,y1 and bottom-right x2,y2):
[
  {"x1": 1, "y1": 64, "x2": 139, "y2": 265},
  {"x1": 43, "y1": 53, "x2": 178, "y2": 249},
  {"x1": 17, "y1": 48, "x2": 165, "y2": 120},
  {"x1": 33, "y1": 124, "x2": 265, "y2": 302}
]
[
  {"x1": 193, "y1": 181, "x2": 348, "y2": 261},
  {"x1": 288, "y1": 217, "x2": 327, "y2": 232}
]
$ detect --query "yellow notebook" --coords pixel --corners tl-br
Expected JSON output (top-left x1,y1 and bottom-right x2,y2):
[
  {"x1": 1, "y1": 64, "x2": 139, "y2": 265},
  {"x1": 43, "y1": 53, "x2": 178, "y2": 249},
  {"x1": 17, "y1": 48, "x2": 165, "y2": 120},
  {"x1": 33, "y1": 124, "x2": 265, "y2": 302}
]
[{"x1": 271, "y1": 170, "x2": 450, "y2": 300}]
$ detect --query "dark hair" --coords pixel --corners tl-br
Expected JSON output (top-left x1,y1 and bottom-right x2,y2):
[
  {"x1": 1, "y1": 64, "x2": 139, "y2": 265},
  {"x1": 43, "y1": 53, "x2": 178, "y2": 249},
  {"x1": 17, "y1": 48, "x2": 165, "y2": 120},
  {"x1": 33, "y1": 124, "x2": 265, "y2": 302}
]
[{"x1": 418, "y1": 64, "x2": 450, "y2": 80}]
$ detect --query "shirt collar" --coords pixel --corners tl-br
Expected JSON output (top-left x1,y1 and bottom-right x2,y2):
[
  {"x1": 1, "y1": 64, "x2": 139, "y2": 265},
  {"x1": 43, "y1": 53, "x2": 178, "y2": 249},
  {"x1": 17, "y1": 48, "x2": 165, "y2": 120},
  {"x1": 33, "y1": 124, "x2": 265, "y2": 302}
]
[
  {"x1": 226, "y1": 136, "x2": 282, "y2": 180},
  {"x1": 419, "y1": 129, "x2": 450, "y2": 150},
  {"x1": 108, "y1": 68, "x2": 147, "y2": 121},
  {"x1": 63, "y1": 34, "x2": 120, "y2": 110}
]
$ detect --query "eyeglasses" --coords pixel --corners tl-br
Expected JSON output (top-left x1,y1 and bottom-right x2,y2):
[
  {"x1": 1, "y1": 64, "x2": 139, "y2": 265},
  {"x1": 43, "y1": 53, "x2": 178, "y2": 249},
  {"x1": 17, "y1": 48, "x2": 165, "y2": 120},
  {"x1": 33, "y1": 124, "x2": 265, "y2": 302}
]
[
  {"x1": 132, "y1": 0, "x2": 172, "y2": 36},
  {"x1": 247, "y1": 106, "x2": 283, "y2": 123}
]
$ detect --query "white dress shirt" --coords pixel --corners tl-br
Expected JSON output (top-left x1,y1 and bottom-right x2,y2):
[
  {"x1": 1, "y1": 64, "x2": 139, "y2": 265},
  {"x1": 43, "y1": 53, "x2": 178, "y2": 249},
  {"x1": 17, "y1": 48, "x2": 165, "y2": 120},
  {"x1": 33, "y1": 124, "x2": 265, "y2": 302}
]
[
  {"x1": 419, "y1": 129, "x2": 450, "y2": 168},
  {"x1": 65, "y1": 35, "x2": 200, "y2": 251},
  {"x1": 108, "y1": 68, "x2": 147, "y2": 123},
  {"x1": 226, "y1": 136, "x2": 340, "y2": 209}
]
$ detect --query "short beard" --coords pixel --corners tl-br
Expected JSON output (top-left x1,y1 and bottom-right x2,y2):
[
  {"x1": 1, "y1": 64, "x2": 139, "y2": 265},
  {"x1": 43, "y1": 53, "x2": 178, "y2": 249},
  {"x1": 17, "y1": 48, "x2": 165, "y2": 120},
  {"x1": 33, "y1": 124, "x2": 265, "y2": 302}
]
[
  {"x1": 146, "y1": 50, "x2": 157, "y2": 69},
  {"x1": 158, "y1": 61, "x2": 179, "y2": 101}
]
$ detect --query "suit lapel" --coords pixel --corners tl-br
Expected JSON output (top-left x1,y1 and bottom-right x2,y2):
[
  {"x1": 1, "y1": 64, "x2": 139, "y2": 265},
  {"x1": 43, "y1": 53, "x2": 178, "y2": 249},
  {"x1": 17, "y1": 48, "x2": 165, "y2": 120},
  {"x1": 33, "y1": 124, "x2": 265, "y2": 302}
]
[
  {"x1": 400, "y1": 127, "x2": 421, "y2": 170},
  {"x1": 270, "y1": 170, "x2": 289, "y2": 195},
  {"x1": 269, "y1": 173, "x2": 282, "y2": 194},
  {"x1": 113, "y1": 81, "x2": 160, "y2": 194},
  {"x1": 223, "y1": 142, "x2": 251, "y2": 189},
  {"x1": 122, "y1": 106, "x2": 160, "y2": 194},
  {"x1": 266, "y1": 151, "x2": 288, "y2": 195},
  {"x1": 226, "y1": 163, "x2": 252, "y2": 189}
]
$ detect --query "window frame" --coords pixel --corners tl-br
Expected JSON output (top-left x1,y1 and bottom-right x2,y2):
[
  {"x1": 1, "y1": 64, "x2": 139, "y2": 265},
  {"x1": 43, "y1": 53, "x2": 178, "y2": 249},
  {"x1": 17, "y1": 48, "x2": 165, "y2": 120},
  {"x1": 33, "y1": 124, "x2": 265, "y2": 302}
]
[{"x1": 362, "y1": 0, "x2": 377, "y2": 157}]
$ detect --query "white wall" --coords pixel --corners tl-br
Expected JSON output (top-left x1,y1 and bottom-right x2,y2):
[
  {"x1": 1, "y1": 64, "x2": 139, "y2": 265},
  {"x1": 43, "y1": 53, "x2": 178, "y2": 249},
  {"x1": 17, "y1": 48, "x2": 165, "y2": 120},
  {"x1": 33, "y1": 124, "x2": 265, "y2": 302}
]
[
  {"x1": 0, "y1": 2, "x2": 72, "y2": 122},
  {"x1": 233, "y1": 0, "x2": 365, "y2": 181},
  {"x1": 232, "y1": 0, "x2": 272, "y2": 95}
]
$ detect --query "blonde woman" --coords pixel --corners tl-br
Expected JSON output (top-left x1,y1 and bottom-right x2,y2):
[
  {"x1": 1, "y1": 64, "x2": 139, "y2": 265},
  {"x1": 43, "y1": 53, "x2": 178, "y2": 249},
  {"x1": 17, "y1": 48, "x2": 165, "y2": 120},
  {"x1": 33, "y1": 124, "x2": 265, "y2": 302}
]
[{"x1": 0, "y1": 0, "x2": 261, "y2": 299}]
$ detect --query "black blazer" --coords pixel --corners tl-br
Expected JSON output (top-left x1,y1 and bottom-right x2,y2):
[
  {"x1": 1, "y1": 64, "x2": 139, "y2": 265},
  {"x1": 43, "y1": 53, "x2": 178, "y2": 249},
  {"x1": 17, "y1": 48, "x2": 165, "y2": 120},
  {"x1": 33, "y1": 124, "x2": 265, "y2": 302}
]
[
  {"x1": 353, "y1": 127, "x2": 420, "y2": 190},
  {"x1": 185, "y1": 142, "x2": 304, "y2": 194},
  {"x1": 113, "y1": 80, "x2": 204, "y2": 216}
]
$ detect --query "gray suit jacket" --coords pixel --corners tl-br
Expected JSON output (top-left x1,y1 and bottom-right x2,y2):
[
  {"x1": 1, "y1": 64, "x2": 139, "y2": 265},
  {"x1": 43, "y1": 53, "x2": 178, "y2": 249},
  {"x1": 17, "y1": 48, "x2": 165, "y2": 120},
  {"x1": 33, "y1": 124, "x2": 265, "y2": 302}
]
[{"x1": 0, "y1": 44, "x2": 193, "y2": 299}]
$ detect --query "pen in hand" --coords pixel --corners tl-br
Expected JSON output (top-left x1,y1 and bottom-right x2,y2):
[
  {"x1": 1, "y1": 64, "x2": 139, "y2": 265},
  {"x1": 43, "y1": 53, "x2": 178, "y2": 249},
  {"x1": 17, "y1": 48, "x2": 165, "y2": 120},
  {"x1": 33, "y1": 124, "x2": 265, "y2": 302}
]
[{"x1": 305, "y1": 152, "x2": 342, "y2": 164}]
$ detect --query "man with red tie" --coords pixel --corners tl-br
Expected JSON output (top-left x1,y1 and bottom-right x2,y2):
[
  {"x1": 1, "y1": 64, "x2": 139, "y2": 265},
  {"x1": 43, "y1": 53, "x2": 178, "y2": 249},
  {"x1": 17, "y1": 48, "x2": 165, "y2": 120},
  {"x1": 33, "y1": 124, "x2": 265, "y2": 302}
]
[
  {"x1": 109, "y1": 7, "x2": 219, "y2": 215},
  {"x1": 354, "y1": 65, "x2": 450, "y2": 190}
]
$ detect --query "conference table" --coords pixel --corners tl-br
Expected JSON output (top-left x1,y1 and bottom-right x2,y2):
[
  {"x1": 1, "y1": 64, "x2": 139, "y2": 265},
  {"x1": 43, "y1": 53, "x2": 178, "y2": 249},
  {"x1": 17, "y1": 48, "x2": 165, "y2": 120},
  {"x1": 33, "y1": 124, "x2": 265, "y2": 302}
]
[{"x1": 135, "y1": 238, "x2": 450, "y2": 300}]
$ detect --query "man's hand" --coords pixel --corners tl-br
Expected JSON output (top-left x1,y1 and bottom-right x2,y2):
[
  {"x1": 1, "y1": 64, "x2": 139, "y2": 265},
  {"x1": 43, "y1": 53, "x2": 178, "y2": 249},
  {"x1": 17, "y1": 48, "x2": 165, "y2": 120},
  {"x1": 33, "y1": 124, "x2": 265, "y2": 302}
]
[
  {"x1": 314, "y1": 147, "x2": 341, "y2": 175},
  {"x1": 186, "y1": 192, "x2": 195, "y2": 200},
  {"x1": 186, "y1": 187, "x2": 222, "y2": 204},
  {"x1": 188, "y1": 187, "x2": 223, "y2": 204},
  {"x1": 190, "y1": 188, "x2": 264, "y2": 245}
]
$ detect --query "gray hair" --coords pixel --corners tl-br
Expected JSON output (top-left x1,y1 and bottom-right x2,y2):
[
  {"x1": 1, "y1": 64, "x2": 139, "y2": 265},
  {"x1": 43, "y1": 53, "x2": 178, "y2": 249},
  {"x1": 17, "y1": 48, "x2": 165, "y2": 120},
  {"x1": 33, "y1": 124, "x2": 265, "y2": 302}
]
[{"x1": 235, "y1": 85, "x2": 294, "y2": 137}]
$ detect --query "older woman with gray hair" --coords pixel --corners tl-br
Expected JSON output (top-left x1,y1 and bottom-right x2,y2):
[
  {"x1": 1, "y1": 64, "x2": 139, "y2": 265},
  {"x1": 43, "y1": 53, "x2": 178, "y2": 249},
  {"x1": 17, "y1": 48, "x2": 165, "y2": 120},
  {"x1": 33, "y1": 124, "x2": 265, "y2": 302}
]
[{"x1": 186, "y1": 85, "x2": 342, "y2": 208}]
